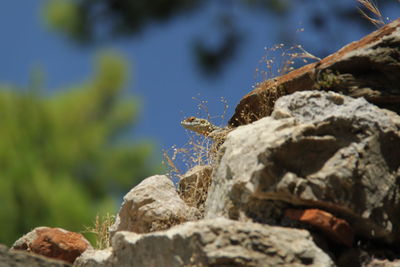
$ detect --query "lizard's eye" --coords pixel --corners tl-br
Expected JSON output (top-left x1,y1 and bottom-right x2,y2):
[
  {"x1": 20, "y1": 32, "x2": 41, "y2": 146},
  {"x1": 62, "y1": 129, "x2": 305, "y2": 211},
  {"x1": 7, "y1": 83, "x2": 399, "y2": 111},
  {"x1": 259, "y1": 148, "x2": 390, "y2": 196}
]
[{"x1": 187, "y1": 117, "x2": 195, "y2": 122}]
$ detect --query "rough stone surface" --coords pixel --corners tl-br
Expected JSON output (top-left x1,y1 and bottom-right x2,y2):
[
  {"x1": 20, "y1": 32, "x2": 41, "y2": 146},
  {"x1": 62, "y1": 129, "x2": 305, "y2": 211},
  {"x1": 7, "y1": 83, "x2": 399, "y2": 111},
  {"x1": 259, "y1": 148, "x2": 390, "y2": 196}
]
[
  {"x1": 206, "y1": 91, "x2": 400, "y2": 242},
  {"x1": 109, "y1": 175, "x2": 200, "y2": 237},
  {"x1": 73, "y1": 248, "x2": 112, "y2": 267},
  {"x1": 284, "y1": 208, "x2": 354, "y2": 247},
  {"x1": 178, "y1": 165, "x2": 212, "y2": 210},
  {"x1": 12, "y1": 226, "x2": 45, "y2": 250},
  {"x1": 107, "y1": 218, "x2": 334, "y2": 267},
  {"x1": 0, "y1": 244, "x2": 71, "y2": 267},
  {"x1": 12, "y1": 227, "x2": 92, "y2": 264},
  {"x1": 230, "y1": 18, "x2": 400, "y2": 126},
  {"x1": 365, "y1": 259, "x2": 400, "y2": 267}
]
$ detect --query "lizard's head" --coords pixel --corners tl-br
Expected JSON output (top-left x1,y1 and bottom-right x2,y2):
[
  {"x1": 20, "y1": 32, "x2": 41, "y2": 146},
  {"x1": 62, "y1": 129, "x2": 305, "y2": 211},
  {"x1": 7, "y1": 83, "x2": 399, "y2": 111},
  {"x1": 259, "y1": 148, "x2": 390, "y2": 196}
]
[{"x1": 181, "y1": 116, "x2": 215, "y2": 136}]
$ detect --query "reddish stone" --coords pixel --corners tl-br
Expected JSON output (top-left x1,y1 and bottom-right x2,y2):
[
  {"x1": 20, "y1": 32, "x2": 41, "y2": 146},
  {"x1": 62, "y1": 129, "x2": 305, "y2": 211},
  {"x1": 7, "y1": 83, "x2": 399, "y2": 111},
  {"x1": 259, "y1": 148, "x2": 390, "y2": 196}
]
[
  {"x1": 284, "y1": 208, "x2": 354, "y2": 247},
  {"x1": 13, "y1": 227, "x2": 91, "y2": 264}
]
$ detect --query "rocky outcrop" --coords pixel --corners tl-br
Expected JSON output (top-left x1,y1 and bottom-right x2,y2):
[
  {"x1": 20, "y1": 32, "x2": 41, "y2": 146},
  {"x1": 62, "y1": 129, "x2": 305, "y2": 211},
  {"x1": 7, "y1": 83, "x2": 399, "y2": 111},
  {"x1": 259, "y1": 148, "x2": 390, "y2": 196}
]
[
  {"x1": 229, "y1": 18, "x2": 400, "y2": 126},
  {"x1": 6, "y1": 17, "x2": 400, "y2": 267},
  {"x1": 74, "y1": 90, "x2": 400, "y2": 266},
  {"x1": 206, "y1": 91, "x2": 400, "y2": 243},
  {"x1": 0, "y1": 244, "x2": 71, "y2": 267},
  {"x1": 77, "y1": 218, "x2": 334, "y2": 267},
  {"x1": 12, "y1": 227, "x2": 91, "y2": 264},
  {"x1": 109, "y1": 175, "x2": 200, "y2": 237}
]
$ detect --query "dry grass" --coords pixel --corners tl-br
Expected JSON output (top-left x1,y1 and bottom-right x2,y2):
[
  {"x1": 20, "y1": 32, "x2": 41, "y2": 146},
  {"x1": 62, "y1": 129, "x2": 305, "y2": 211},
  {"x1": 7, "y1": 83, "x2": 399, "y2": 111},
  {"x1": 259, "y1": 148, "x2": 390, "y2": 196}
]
[
  {"x1": 149, "y1": 215, "x2": 188, "y2": 232},
  {"x1": 255, "y1": 43, "x2": 320, "y2": 84},
  {"x1": 168, "y1": 40, "x2": 323, "y2": 191},
  {"x1": 84, "y1": 213, "x2": 115, "y2": 249},
  {"x1": 163, "y1": 136, "x2": 213, "y2": 179},
  {"x1": 163, "y1": 97, "x2": 229, "y2": 179},
  {"x1": 357, "y1": 0, "x2": 387, "y2": 27},
  {"x1": 232, "y1": 43, "x2": 322, "y2": 125},
  {"x1": 178, "y1": 165, "x2": 213, "y2": 212},
  {"x1": 162, "y1": 97, "x2": 229, "y2": 214}
]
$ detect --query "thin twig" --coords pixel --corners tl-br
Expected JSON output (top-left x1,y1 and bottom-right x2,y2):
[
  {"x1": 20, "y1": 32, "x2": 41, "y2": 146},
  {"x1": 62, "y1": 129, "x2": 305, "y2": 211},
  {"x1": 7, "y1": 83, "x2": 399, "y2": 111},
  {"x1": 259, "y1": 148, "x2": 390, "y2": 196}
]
[{"x1": 357, "y1": 0, "x2": 385, "y2": 27}]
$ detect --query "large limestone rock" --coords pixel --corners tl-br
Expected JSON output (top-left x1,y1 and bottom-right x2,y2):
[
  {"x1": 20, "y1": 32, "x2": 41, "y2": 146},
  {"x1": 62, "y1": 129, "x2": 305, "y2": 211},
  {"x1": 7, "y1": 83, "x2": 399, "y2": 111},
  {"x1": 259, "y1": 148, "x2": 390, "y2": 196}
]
[
  {"x1": 206, "y1": 91, "x2": 400, "y2": 242},
  {"x1": 86, "y1": 218, "x2": 333, "y2": 267},
  {"x1": 230, "y1": 18, "x2": 400, "y2": 126},
  {"x1": 109, "y1": 175, "x2": 200, "y2": 236}
]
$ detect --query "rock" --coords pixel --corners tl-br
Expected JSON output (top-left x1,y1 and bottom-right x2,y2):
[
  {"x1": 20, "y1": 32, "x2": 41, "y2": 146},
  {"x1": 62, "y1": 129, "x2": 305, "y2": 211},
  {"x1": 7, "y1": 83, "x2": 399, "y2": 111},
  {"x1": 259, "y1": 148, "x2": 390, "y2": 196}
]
[
  {"x1": 229, "y1": 18, "x2": 400, "y2": 126},
  {"x1": 0, "y1": 244, "x2": 71, "y2": 267},
  {"x1": 109, "y1": 175, "x2": 200, "y2": 237},
  {"x1": 12, "y1": 226, "x2": 43, "y2": 250},
  {"x1": 12, "y1": 227, "x2": 92, "y2": 264},
  {"x1": 365, "y1": 259, "x2": 400, "y2": 267},
  {"x1": 178, "y1": 165, "x2": 212, "y2": 211},
  {"x1": 108, "y1": 218, "x2": 334, "y2": 267},
  {"x1": 284, "y1": 208, "x2": 354, "y2": 247},
  {"x1": 73, "y1": 248, "x2": 112, "y2": 267},
  {"x1": 206, "y1": 91, "x2": 400, "y2": 242}
]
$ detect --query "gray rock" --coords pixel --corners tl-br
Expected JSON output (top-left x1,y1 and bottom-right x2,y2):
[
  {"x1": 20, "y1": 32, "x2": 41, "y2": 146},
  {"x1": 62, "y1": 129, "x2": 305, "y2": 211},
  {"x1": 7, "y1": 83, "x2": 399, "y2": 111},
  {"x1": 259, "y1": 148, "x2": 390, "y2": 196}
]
[
  {"x1": 0, "y1": 244, "x2": 70, "y2": 267},
  {"x1": 73, "y1": 248, "x2": 112, "y2": 267},
  {"x1": 12, "y1": 226, "x2": 43, "y2": 250},
  {"x1": 109, "y1": 175, "x2": 200, "y2": 236},
  {"x1": 108, "y1": 218, "x2": 334, "y2": 267},
  {"x1": 365, "y1": 259, "x2": 400, "y2": 267},
  {"x1": 206, "y1": 91, "x2": 400, "y2": 242}
]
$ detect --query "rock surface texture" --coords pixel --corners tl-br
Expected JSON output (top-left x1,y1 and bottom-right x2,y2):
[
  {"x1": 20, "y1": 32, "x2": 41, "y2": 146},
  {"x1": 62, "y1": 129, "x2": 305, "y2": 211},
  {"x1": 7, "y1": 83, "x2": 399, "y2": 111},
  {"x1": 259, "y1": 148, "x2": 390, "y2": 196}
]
[
  {"x1": 76, "y1": 218, "x2": 334, "y2": 267},
  {"x1": 109, "y1": 175, "x2": 200, "y2": 236},
  {"x1": 0, "y1": 244, "x2": 71, "y2": 267},
  {"x1": 230, "y1": 18, "x2": 400, "y2": 126},
  {"x1": 12, "y1": 227, "x2": 91, "y2": 264},
  {"x1": 178, "y1": 165, "x2": 212, "y2": 210},
  {"x1": 74, "y1": 249, "x2": 112, "y2": 267},
  {"x1": 206, "y1": 91, "x2": 400, "y2": 243}
]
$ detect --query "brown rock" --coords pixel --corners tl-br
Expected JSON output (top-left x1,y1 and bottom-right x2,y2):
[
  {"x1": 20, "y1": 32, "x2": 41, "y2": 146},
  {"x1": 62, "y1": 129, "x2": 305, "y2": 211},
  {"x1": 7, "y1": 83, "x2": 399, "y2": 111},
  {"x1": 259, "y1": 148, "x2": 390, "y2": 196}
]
[
  {"x1": 12, "y1": 227, "x2": 91, "y2": 264},
  {"x1": 178, "y1": 165, "x2": 212, "y2": 210},
  {"x1": 284, "y1": 208, "x2": 354, "y2": 247},
  {"x1": 229, "y1": 18, "x2": 400, "y2": 126}
]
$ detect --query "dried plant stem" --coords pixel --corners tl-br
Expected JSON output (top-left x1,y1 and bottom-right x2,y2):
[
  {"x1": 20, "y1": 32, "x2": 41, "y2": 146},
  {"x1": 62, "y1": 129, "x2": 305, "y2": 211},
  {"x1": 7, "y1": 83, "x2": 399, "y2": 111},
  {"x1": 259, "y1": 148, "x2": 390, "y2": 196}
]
[
  {"x1": 357, "y1": 0, "x2": 386, "y2": 27},
  {"x1": 84, "y1": 213, "x2": 115, "y2": 249}
]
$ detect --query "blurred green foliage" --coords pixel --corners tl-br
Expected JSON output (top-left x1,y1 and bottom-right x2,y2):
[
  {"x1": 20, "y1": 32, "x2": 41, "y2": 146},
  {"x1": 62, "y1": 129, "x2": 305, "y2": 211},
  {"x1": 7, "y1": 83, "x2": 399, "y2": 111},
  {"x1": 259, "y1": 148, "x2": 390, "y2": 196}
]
[
  {"x1": 0, "y1": 51, "x2": 159, "y2": 246},
  {"x1": 42, "y1": 0, "x2": 202, "y2": 43}
]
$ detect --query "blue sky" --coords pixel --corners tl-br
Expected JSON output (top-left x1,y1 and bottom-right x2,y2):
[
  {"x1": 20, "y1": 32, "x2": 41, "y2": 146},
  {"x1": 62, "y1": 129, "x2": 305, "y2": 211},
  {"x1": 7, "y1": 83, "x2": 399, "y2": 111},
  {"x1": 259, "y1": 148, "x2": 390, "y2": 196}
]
[{"x1": 1, "y1": 1, "x2": 398, "y2": 169}]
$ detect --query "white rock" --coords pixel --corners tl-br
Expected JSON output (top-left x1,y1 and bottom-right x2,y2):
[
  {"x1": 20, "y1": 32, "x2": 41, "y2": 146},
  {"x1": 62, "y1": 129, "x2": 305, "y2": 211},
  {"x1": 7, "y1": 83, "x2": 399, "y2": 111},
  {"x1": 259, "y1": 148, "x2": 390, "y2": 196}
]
[
  {"x1": 109, "y1": 175, "x2": 200, "y2": 236},
  {"x1": 109, "y1": 218, "x2": 334, "y2": 267},
  {"x1": 73, "y1": 248, "x2": 112, "y2": 267},
  {"x1": 206, "y1": 91, "x2": 400, "y2": 242}
]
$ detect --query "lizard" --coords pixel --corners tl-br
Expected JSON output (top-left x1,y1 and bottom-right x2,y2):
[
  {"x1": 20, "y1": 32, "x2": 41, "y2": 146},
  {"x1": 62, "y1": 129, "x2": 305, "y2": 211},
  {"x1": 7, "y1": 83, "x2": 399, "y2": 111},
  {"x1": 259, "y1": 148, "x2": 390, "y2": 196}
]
[{"x1": 180, "y1": 116, "x2": 232, "y2": 141}]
